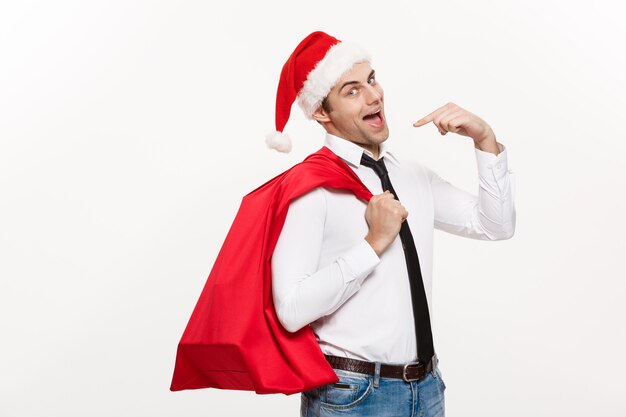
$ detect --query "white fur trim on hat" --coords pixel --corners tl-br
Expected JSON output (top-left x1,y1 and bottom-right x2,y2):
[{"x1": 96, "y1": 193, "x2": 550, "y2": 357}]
[
  {"x1": 296, "y1": 41, "x2": 371, "y2": 119},
  {"x1": 265, "y1": 131, "x2": 292, "y2": 153}
]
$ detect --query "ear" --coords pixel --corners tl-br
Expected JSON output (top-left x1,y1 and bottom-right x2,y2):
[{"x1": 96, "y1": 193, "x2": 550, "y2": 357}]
[{"x1": 312, "y1": 105, "x2": 331, "y2": 123}]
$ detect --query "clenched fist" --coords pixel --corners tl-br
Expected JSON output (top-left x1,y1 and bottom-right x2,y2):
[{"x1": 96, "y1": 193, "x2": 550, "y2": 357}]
[{"x1": 364, "y1": 191, "x2": 408, "y2": 256}]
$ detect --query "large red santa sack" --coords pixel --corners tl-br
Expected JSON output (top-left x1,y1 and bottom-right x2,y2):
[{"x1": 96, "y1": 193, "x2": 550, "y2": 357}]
[{"x1": 170, "y1": 146, "x2": 373, "y2": 395}]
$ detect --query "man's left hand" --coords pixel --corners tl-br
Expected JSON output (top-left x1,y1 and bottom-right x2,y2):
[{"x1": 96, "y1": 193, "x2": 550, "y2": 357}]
[{"x1": 413, "y1": 102, "x2": 499, "y2": 155}]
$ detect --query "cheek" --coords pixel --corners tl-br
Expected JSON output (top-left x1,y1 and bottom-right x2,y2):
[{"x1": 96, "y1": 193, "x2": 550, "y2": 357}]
[
  {"x1": 344, "y1": 103, "x2": 364, "y2": 120},
  {"x1": 331, "y1": 104, "x2": 361, "y2": 123}
]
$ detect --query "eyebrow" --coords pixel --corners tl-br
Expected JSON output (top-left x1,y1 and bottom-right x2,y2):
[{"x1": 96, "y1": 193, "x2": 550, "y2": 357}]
[{"x1": 339, "y1": 70, "x2": 376, "y2": 92}]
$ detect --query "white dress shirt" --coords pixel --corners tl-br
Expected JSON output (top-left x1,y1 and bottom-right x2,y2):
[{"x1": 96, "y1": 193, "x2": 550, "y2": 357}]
[{"x1": 271, "y1": 133, "x2": 515, "y2": 364}]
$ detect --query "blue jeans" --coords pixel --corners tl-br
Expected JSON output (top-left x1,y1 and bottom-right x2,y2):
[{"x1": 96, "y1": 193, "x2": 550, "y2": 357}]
[{"x1": 301, "y1": 366, "x2": 446, "y2": 417}]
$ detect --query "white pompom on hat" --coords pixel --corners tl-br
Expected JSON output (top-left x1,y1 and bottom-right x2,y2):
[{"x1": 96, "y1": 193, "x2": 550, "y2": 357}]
[{"x1": 267, "y1": 31, "x2": 371, "y2": 153}]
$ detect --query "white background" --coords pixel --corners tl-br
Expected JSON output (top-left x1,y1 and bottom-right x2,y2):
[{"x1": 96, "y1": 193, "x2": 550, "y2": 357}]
[{"x1": 1, "y1": 1, "x2": 625, "y2": 416}]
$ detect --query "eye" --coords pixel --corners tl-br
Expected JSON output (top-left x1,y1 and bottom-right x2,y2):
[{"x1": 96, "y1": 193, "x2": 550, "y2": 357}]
[
  {"x1": 368, "y1": 77, "x2": 376, "y2": 85},
  {"x1": 347, "y1": 88, "x2": 358, "y2": 96}
]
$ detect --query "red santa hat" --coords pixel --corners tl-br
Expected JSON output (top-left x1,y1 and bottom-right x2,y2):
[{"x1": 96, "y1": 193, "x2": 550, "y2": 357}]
[{"x1": 266, "y1": 31, "x2": 371, "y2": 153}]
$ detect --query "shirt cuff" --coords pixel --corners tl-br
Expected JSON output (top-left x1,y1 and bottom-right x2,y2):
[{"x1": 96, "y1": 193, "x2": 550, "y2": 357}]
[
  {"x1": 475, "y1": 142, "x2": 509, "y2": 180},
  {"x1": 337, "y1": 239, "x2": 381, "y2": 283}
]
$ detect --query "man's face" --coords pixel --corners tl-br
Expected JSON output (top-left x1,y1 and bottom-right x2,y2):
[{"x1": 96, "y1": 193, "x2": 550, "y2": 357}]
[{"x1": 313, "y1": 62, "x2": 389, "y2": 153}]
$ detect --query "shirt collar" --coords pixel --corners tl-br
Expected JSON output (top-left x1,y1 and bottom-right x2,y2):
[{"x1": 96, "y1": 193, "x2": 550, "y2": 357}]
[{"x1": 324, "y1": 133, "x2": 400, "y2": 168}]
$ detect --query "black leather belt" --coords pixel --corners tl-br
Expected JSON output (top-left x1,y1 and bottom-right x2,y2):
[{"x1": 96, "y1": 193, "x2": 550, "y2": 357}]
[{"x1": 325, "y1": 354, "x2": 438, "y2": 382}]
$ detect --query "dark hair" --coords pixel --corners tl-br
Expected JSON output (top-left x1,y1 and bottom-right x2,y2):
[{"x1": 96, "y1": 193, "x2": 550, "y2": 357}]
[{"x1": 321, "y1": 96, "x2": 333, "y2": 113}]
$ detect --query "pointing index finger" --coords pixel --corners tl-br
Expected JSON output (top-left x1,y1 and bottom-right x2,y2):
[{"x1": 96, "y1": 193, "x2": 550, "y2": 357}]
[{"x1": 413, "y1": 105, "x2": 447, "y2": 127}]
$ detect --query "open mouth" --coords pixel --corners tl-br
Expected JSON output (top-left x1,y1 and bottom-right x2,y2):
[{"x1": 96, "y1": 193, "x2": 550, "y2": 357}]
[{"x1": 363, "y1": 109, "x2": 384, "y2": 128}]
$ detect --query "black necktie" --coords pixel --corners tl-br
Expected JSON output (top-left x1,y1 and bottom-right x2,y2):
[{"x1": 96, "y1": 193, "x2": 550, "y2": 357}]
[{"x1": 360, "y1": 153, "x2": 435, "y2": 364}]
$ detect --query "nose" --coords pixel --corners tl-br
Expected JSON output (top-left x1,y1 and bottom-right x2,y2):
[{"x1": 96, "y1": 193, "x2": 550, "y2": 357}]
[{"x1": 365, "y1": 84, "x2": 383, "y2": 104}]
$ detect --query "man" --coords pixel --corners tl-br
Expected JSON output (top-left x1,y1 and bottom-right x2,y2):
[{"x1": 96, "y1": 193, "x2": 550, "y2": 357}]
[{"x1": 268, "y1": 31, "x2": 515, "y2": 416}]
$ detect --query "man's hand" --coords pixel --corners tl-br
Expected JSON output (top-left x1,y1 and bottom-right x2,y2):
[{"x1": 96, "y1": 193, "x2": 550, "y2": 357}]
[
  {"x1": 364, "y1": 191, "x2": 408, "y2": 256},
  {"x1": 413, "y1": 102, "x2": 500, "y2": 155}
]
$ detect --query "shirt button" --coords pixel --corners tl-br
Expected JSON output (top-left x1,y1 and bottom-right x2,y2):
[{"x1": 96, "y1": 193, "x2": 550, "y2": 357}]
[{"x1": 496, "y1": 163, "x2": 502, "y2": 170}]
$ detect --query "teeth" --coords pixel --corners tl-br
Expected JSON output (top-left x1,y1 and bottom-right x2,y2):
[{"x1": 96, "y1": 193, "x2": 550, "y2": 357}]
[{"x1": 363, "y1": 109, "x2": 382, "y2": 121}]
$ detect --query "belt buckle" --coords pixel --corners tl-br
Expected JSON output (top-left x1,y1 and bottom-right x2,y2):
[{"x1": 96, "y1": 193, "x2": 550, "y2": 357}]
[{"x1": 402, "y1": 361, "x2": 421, "y2": 382}]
